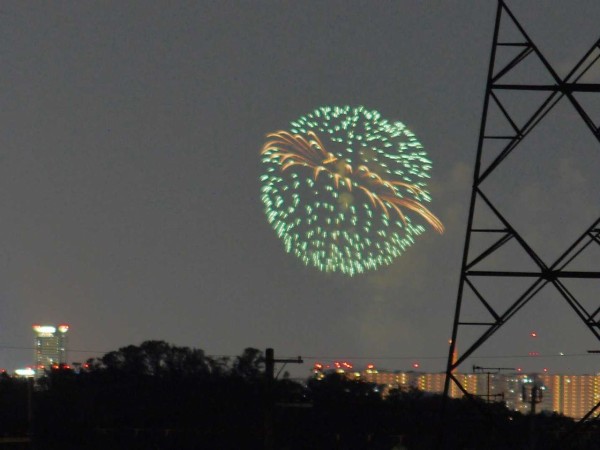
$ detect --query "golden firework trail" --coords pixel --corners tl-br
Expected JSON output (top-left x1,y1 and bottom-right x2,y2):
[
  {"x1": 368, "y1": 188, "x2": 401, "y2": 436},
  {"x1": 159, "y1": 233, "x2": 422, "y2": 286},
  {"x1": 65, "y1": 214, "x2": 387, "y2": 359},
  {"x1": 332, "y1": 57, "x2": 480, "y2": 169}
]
[{"x1": 261, "y1": 130, "x2": 444, "y2": 234}]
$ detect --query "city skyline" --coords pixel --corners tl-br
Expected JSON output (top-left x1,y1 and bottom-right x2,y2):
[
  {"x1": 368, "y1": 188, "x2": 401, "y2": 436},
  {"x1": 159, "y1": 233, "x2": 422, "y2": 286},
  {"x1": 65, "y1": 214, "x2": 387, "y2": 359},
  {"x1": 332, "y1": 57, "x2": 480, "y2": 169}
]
[{"x1": 0, "y1": 1, "x2": 599, "y2": 379}]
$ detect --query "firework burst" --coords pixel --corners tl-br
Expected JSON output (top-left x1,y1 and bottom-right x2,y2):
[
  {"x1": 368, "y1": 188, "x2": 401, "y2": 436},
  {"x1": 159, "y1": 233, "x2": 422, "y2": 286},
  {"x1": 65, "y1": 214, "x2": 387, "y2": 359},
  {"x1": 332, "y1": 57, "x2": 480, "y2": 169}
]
[{"x1": 260, "y1": 105, "x2": 443, "y2": 276}]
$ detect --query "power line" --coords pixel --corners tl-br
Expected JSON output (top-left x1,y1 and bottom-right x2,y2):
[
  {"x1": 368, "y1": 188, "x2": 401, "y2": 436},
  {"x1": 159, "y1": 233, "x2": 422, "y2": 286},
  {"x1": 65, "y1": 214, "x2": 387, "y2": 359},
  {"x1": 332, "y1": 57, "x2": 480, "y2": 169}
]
[
  {"x1": 0, "y1": 344, "x2": 595, "y2": 362},
  {"x1": 280, "y1": 353, "x2": 594, "y2": 361},
  {"x1": 0, "y1": 344, "x2": 108, "y2": 354}
]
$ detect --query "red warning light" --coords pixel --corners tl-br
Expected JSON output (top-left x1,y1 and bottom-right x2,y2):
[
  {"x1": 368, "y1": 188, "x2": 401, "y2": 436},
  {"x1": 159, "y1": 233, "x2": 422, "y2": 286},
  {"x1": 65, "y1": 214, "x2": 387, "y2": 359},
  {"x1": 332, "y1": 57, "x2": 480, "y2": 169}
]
[
  {"x1": 528, "y1": 351, "x2": 539, "y2": 357},
  {"x1": 517, "y1": 367, "x2": 522, "y2": 372},
  {"x1": 366, "y1": 363, "x2": 375, "y2": 370},
  {"x1": 530, "y1": 331, "x2": 538, "y2": 338},
  {"x1": 543, "y1": 368, "x2": 548, "y2": 373},
  {"x1": 412, "y1": 362, "x2": 420, "y2": 369}
]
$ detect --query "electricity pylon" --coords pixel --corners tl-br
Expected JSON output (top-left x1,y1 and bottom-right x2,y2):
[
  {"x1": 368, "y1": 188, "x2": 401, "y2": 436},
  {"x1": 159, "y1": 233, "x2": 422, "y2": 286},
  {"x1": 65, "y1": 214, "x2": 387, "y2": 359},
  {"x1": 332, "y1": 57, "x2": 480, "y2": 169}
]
[{"x1": 442, "y1": 0, "x2": 600, "y2": 443}]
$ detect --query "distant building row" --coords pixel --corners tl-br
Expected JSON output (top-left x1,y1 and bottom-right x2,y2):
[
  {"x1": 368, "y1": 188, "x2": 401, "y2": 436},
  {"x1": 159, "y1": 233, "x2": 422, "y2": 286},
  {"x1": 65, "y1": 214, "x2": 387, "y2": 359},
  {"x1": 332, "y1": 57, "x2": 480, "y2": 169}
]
[{"x1": 313, "y1": 364, "x2": 600, "y2": 420}]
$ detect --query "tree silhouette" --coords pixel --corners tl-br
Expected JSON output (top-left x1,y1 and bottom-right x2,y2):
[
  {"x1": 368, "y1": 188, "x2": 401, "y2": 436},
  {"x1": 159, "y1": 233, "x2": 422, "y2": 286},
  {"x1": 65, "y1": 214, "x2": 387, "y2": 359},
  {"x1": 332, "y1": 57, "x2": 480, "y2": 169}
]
[
  {"x1": 20, "y1": 342, "x2": 587, "y2": 449},
  {"x1": 232, "y1": 347, "x2": 264, "y2": 379}
]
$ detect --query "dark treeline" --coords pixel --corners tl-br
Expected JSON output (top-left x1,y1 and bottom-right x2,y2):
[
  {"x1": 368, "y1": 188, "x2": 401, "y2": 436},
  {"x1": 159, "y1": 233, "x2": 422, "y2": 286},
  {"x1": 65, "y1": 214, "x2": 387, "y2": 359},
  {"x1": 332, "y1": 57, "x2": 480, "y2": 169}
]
[{"x1": 0, "y1": 341, "x2": 597, "y2": 449}]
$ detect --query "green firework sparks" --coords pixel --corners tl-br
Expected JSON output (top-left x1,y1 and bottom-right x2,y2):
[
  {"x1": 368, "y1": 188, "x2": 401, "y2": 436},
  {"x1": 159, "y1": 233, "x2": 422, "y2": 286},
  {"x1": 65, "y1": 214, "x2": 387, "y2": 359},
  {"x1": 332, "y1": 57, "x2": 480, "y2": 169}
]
[{"x1": 259, "y1": 105, "x2": 443, "y2": 276}]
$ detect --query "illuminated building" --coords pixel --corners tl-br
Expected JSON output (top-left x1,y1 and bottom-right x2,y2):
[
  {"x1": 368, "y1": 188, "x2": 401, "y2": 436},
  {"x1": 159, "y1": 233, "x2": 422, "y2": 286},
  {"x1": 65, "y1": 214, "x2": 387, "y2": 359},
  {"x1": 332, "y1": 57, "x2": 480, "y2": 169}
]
[
  {"x1": 329, "y1": 364, "x2": 478, "y2": 399},
  {"x1": 417, "y1": 372, "x2": 478, "y2": 398},
  {"x1": 14, "y1": 368, "x2": 35, "y2": 378},
  {"x1": 417, "y1": 373, "x2": 446, "y2": 394},
  {"x1": 498, "y1": 373, "x2": 597, "y2": 419},
  {"x1": 537, "y1": 374, "x2": 600, "y2": 420},
  {"x1": 469, "y1": 372, "x2": 600, "y2": 419},
  {"x1": 311, "y1": 361, "x2": 600, "y2": 420},
  {"x1": 453, "y1": 374, "x2": 479, "y2": 398},
  {"x1": 561, "y1": 375, "x2": 599, "y2": 419},
  {"x1": 538, "y1": 374, "x2": 562, "y2": 413},
  {"x1": 33, "y1": 324, "x2": 69, "y2": 378},
  {"x1": 361, "y1": 366, "x2": 416, "y2": 396}
]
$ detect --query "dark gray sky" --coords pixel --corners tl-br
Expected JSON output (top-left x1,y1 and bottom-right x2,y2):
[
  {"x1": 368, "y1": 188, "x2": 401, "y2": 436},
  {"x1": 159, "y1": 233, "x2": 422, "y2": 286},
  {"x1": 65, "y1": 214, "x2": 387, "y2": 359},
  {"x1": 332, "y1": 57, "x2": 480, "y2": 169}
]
[{"x1": 1, "y1": 1, "x2": 599, "y2": 377}]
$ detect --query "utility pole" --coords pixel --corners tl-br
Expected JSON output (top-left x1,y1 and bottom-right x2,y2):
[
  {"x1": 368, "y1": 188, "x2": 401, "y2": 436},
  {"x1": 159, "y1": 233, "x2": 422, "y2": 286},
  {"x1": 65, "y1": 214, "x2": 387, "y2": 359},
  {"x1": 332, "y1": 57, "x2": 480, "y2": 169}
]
[
  {"x1": 472, "y1": 365, "x2": 514, "y2": 403},
  {"x1": 522, "y1": 382, "x2": 543, "y2": 450},
  {"x1": 471, "y1": 365, "x2": 514, "y2": 449},
  {"x1": 27, "y1": 377, "x2": 33, "y2": 438},
  {"x1": 264, "y1": 348, "x2": 303, "y2": 450}
]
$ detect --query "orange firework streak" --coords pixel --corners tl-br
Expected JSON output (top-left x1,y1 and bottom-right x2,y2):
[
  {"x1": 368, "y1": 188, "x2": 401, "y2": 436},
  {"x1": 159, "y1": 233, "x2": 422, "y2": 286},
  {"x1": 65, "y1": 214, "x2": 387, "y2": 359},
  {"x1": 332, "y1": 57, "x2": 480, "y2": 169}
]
[{"x1": 261, "y1": 130, "x2": 444, "y2": 234}]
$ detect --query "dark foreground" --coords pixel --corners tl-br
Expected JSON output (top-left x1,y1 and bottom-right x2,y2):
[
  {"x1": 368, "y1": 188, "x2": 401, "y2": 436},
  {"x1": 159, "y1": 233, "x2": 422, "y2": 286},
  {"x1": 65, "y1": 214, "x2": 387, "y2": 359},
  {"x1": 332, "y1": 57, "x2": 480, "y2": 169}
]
[{"x1": 2, "y1": 341, "x2": 598, "y2": 449}]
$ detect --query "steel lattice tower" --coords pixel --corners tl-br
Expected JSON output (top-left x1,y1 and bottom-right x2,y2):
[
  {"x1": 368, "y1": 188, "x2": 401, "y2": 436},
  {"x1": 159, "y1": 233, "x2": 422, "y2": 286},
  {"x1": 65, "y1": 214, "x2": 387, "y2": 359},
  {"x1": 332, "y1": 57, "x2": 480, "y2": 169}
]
[{"x1": 443, "y1": 0, "x2": 600, "y2": 441}]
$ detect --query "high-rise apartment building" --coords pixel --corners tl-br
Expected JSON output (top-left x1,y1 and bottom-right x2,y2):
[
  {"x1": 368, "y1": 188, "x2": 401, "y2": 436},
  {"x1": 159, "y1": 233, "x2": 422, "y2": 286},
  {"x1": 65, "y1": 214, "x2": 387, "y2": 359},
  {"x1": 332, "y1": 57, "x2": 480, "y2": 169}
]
[
  {"x1": 32, "y1": 324, "x2": 69, "y2": 378},
  {"x1": 352, "y1": 368, "x2": 479, "y2": 399},
  {"x1": 538, "y1": 373, "x2": 600, "y2": 420},
  {"x1": 361, "y1": 368, "x2": 414, "y2": 389},
  {"x1": 317, "y1": 364, "x2": 600, "y2": 420}
]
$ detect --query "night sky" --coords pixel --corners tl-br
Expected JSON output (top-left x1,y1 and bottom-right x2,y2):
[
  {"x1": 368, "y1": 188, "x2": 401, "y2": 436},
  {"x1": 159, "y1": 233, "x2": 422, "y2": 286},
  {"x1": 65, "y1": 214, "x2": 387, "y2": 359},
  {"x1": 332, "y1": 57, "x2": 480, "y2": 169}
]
[{"x1": 1, "y1": 1, "x2": 599, "y2": 378}]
